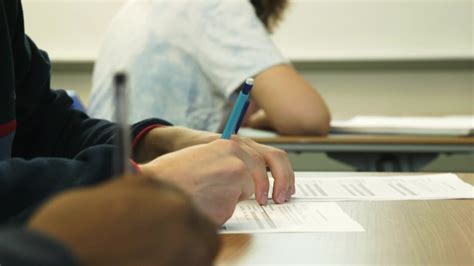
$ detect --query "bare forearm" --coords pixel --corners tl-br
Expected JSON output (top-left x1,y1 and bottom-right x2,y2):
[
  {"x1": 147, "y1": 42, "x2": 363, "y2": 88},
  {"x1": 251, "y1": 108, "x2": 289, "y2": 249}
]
[
  {"x1": 251, "y1": 65, "x2": 331, "y2": 135},
  {"x1": 133, "y1": 127, "x2": 220, "y2": 163},
  {"x1": 248, "y1": 107, "x2": 330, "y2": 135},
  {"x1": 265, "y1": 93, "x2": 330, "y2": 135}
]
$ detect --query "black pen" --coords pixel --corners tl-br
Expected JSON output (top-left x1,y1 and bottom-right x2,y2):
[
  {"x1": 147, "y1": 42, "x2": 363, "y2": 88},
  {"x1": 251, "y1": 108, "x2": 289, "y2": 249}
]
[{"x1": 113, "y1": 72, "x2": 131, "y2": 176}]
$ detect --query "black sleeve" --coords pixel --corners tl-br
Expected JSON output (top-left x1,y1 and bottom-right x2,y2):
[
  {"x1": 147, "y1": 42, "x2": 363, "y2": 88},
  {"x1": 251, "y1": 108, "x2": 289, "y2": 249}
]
[
  {"x1": 1, "y1": 119, "x2": 172, "y2": 224},
  {"x1": 0, "y1": 145, "x2": 116, "y2": 224},
  {"x1": 0, "y1": 0, "x2": 173, "y2": 224},
  {"x1": 0, "y1": 228, "x2": 78, "y2": 266}
]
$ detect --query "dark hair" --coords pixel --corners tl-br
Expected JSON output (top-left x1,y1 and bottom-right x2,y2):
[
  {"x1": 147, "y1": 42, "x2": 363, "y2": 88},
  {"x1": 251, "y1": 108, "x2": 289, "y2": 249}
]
[{"x1": 250, "y1": 0, "x2": 289, "y2": 32}]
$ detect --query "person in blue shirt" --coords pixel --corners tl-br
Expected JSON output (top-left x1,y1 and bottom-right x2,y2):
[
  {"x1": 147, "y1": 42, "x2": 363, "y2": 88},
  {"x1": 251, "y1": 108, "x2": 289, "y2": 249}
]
[{"x1": 89, "y1": 0, "x2": 331, "y2": 135}]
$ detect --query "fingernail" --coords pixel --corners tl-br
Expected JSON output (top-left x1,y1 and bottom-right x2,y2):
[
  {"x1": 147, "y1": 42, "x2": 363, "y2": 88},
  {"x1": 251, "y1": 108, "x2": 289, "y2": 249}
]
[
  {"x1": 291, "y1": 185, "x2": 296, "y2": 195},
  {"x1": 278, "y1": 193, "x2": 286, "y2": 203},
  {"x1": 260, "y1": 192, "x2": 268, "y2": 205}
]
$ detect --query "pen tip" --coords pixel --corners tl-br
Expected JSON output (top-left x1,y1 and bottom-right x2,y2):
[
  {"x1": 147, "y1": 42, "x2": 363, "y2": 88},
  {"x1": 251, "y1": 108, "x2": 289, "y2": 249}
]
[{"x1": 245, "y1": 78, "x2": 254, "y2": 86}]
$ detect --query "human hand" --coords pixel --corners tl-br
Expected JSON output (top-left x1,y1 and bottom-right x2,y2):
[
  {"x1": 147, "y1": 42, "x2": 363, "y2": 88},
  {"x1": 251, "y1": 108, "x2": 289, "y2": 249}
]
[
  {"x1": 28, "y1": 176, "x2": 219, "y2": 266},
  {"x1": 139, "y1": 137, "x2": 295, "y2": 225},
  {"x1": 231, "y1": 136, "x2": 295, "y2": 204}
]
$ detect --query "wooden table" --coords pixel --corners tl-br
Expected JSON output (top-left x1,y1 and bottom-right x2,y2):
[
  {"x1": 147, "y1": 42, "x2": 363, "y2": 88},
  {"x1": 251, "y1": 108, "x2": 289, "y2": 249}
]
[
  {"x1": 217, "y1": 173, "x2": 474, "y2": 265},
  {"x1": 252, "y1": 135, "x2": 474, "y2": 171}
]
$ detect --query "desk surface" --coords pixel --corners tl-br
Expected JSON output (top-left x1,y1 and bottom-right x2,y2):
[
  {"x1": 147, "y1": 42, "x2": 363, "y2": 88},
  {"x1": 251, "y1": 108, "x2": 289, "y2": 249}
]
[
  {"x1": 251, "y1": 135, "x2": 474, "y2": 153},
  {"x1": 217, "y1": 173, "x2": 474, "y2": 265}
]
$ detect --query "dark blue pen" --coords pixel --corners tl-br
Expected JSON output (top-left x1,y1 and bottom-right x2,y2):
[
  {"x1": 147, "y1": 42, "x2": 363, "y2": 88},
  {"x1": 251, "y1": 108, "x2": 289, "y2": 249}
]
[
  {"x1": 221, "y1": 78, "x2": 254, "y2": 139},
  {"x1": 235, "y1": 100, "x2": 250, "y2": 134}
]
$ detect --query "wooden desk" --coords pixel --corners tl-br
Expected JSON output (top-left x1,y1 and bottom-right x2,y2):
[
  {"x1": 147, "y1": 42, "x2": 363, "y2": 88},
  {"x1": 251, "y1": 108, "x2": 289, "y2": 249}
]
[
  {"x1": 252, "y1": 135, "x2": 474, "y2": 171},
  {"x1": 217, "y1": 173, "x2": 474, "y2": 265}
]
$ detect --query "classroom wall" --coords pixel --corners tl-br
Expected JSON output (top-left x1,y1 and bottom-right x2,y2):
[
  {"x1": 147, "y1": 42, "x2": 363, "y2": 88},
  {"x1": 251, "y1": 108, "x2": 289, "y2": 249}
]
[
  {"x1": 299, "y1": 63, "x2": 474, "y2": 120},
  {"x1": 23, "y1": 0, "x2": 474, "y2": 62}
]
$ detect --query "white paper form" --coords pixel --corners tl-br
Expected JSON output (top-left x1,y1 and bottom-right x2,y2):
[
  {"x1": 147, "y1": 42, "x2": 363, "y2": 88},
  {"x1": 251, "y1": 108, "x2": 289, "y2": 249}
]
[
  {"x1": 220, "y1": 201, "x2": 364, "y2": 234},
  {"x1": 268, "y1": 173, "x2": 474, "y2": 201},
  {"x1": 331, "y1": 115, "x2": 474, "y2": 136}
]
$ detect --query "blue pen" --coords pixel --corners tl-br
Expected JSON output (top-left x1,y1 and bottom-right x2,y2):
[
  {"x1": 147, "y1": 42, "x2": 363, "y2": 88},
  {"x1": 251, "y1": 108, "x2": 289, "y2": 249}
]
[
  {"x1": 234, "y1": 100, "x2": 250, "y2": 134},
  {"x1": 221, "y1": 78, "x2": 254, "y2": 139}
]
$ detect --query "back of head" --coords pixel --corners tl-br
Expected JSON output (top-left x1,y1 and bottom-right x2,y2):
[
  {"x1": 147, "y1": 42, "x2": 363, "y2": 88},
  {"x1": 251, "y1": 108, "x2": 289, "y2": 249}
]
[{"x1": 250, "y1": 0, "x2": 289, "y2": 32}]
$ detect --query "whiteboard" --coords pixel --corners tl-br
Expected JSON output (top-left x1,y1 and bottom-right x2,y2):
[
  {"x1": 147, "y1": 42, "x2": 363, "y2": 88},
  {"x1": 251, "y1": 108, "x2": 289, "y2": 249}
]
[{"x1": 22, "y1": 0, "x2": 474, "y2": 62}]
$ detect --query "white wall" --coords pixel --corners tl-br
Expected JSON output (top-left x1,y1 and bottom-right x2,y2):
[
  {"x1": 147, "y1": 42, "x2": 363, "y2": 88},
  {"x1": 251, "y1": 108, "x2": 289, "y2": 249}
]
[
  {"x1": 23, "y1": 0, "x2": 473, "y2": 62},
  {"x1": 273, "y1": 0, "x2": 474, "y2": 61}
]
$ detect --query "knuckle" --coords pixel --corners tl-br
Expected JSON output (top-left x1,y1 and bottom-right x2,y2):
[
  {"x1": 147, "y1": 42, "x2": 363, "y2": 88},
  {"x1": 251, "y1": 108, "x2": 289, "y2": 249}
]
[
  {"x1": 215, "y1": 139, "x2": 242, "y2": 154},
  {"x1": 251, "y1": 152, "x2": 265, "y2": 165},
  {"x1": 226, "y1": 140, "x2": 242, "y2": 154},
  {"x1": 228, "y1": 159, "x2": 248, "y2": 177},
  {"x1": 271, "y1": 148, "x2": 288, "y2": 159},
  {"x1": 240, "y1": 136, "x2": 252, "y2": 143}
]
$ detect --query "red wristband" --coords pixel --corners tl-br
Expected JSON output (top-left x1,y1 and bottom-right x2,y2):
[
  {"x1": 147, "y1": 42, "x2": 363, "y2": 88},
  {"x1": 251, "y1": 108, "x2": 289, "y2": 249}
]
[{"x1": 131, "y1": 125, "x2": 166, "y2": 150}]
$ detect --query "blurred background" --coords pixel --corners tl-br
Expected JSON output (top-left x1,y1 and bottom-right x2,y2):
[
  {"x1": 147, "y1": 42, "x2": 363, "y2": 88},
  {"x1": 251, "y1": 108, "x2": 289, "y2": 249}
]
[{"x1": 22, "y1": 0, "x2": 473, "y2": 172}]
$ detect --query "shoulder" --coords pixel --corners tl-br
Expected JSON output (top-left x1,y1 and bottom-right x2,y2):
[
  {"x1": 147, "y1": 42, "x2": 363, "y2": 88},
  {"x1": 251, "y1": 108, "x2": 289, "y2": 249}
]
[
  {"x1": 199, "y1": 0, "x2": 265, "y2": 35},
  {"x1": 204, "y1": 0, "x2": 256, "y2": 17}
]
